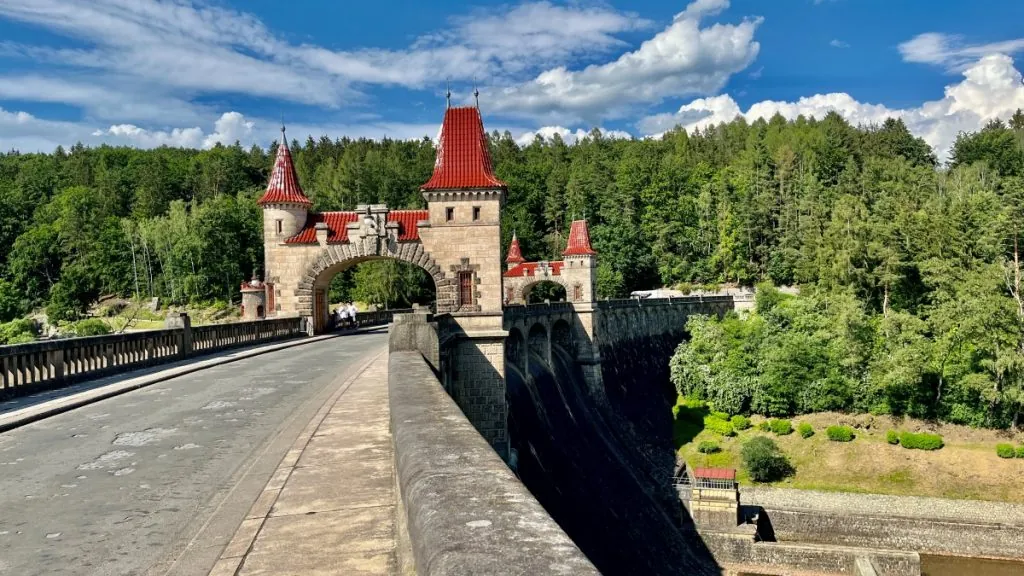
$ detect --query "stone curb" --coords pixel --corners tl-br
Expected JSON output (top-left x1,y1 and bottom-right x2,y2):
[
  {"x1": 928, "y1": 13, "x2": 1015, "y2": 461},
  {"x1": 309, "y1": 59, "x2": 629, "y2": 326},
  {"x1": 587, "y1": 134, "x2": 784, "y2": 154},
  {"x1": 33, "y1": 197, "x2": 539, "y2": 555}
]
[
  {"x1": 0, "y1": 327, "x2": 384, "y2": 434},
  {"x1": 208, "y1": 351, "x2": 385, "y2": 576}
]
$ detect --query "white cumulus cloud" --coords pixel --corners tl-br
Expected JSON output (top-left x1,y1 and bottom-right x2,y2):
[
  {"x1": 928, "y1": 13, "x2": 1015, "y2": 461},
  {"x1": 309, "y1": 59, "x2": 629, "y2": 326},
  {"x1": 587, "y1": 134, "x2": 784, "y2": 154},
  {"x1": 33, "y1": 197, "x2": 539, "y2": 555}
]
[
  {"x1": 514, "y1": 126, "x2": 633, "y2": 146},
  {"x1": 638, "y1": 54, "x2": 1024, "y2": 162},
  {"x1": 487, "y1": 0, "x2": 762, "y2": 124}
]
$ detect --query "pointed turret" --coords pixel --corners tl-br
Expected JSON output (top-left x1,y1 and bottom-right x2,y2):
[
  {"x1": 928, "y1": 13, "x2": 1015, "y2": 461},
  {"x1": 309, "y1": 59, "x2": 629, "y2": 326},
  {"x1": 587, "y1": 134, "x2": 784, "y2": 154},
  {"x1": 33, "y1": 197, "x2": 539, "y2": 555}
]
[
  {"x1": 258, "y1": 127, "x2": 312, "y2": 207},
  {"x1": 563, "y1": 219, "x2": 596, "y2": 256},
  {"x1": 421, "y1": 107, "x2": 506, "y2": 192},
  {"x1": 506, "y1": 232, "x2": 525, "y2": 270}
]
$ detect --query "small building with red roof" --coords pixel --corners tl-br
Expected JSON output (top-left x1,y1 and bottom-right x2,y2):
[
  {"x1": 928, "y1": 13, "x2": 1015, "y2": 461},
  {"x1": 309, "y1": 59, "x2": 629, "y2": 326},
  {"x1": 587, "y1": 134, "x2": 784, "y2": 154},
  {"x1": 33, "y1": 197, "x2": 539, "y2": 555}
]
[{"x1": 502, "y1": 220, "x2": 598, "y2": 305}]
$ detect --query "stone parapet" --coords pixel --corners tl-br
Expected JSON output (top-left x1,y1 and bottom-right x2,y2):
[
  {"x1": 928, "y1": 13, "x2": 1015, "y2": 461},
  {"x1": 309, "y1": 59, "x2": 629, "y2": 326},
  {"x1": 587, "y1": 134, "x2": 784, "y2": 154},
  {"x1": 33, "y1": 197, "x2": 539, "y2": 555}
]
[{"x1": 388, "y1": 351, "x2": 599, "y2": 576}]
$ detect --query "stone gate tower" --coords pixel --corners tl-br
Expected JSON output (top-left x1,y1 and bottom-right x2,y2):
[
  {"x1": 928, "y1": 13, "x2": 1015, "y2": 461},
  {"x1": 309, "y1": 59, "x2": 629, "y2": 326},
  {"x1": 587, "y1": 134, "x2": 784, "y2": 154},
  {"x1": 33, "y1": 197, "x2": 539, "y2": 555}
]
[{"x1": 249, "y1": 105, "x2": 511, "y2": 456}]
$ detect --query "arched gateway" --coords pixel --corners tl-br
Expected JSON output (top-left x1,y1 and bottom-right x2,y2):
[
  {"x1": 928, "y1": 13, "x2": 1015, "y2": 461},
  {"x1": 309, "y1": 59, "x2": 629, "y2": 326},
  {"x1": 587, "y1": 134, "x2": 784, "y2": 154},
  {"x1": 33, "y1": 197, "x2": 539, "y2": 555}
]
[
  {"x1": 241, "y1": 103, "x2": 600, "y2": 457},
  {"x1": 248, "y1": 106, "x2": 507, "y2": 331}
]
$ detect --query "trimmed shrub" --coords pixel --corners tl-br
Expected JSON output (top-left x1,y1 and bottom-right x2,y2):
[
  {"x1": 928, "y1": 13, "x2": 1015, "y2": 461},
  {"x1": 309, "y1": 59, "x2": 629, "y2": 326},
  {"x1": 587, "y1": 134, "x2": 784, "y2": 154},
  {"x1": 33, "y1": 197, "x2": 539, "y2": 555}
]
[
  {"x1": 741, "y1": 437, "x2": 794, "y2": 482},
  {"x1": 798, "y1": 422, "x2": 814, "y2": 439},
  {"x1": 0, "y1": 318, "x2": 38, "y2": 345},
  {"x1": 996, "y1": 444, "x2": 1015, "y2": 459},
  {"x1": 770, "y1": 419, "x2": 793, "y2": 436},
  {"x1": 826, "y1": 425, "x2": 854, "y2": 442},
  {"x1": 703, "y1": 415, "x2": 735, "y2": 437},
  {"x1": 898, "y1": 431, "x2": 943, "y2": 451},
  {"x1": 886, "y1": 430, "x2": 899, "y2": 445},
  {"x1": 758, "y1": 421, "x2": 772, "y2": 432},
  {"x1": 731, "y1": 415, "x2": 751, "y2": 431},
  {"x1": 711, "y1": 410, "x2": 730, "y2": 421},
  {"x1": 1016, "y1": 446, "x2": 1024, "y2": 459},
  {"x1": 698, "y1": 440, "x2": 720, "y2": 454},
  {"x1": 70, "y1": 318, "x2": 111, "y2": 337}
]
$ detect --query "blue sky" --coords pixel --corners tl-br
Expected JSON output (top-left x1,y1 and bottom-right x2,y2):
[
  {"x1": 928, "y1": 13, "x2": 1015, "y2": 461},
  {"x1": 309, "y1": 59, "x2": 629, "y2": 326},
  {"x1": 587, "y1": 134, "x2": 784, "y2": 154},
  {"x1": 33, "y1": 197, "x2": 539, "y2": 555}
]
[{"x1": 1, "y1": 0, "x2": 1022, "y2": 160}]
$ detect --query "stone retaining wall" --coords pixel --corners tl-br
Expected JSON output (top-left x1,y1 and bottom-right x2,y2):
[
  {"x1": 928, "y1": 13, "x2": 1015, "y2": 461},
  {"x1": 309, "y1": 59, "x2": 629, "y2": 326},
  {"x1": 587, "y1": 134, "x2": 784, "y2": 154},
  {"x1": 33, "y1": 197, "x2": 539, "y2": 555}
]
[
  {"x1": 700, "y1": 532, "x2": 920, "y2": 576},
  {"x1": 388, "y1": 351, "x2": 598, "y2": 575},
  {"x1": 742, "y1": 487, "x2": 1024, "y2": 560}
]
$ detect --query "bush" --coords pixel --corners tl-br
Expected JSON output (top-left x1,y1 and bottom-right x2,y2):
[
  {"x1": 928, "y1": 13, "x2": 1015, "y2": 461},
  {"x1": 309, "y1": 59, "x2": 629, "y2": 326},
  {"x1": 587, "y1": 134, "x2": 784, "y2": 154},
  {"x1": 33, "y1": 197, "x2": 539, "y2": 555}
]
[
  {"x1": 996, "y1": 444, "x2": 1016, "y2": 458},
  {"x1": 886, "y1": 430, "x2": 899, "y2": 445},
  {"x1": 703, "y1": 415, "x2": 735, "y2": 437},
  {"x1": 1017, "y1": 446, "x2": 1024, "y2": 459},
  {"x1": 798, "y1": 422, "x2": 814, "y2": 438},
  {"x1": 698, "y1": 440, "x2": 720, "y2": 454},
  {"x1": 731, "y1": 415, "x2": 751, "y2": 431},
  {"x1": 826, "y1": 425, "x2": 854, "y2": 442},
  {"x1": 770, "y1": 419, "x2": 793, "y2": 436},
  {"x1": 711, "y1": 410, "x2": 730, "y2": 421},
  {"x1": 69, "y1": 319, "x2": 112, "y2": 337},
  {"x1": 0, "y1": 318, "x2": 38, "y2": 345},
  {"x1": 898, "y1": 431, "x2": 943, "y2": 451},
  {"x1": 741, "y1": 437, "x2": 794, "y2": 482},
  {"x1": 758, "y1": 421, "x2": 772, "y2": 432}
]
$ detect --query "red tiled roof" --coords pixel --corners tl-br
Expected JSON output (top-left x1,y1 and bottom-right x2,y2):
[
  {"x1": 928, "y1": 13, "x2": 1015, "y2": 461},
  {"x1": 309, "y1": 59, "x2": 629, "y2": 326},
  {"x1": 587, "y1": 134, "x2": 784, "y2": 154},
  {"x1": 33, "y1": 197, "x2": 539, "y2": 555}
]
[
  {"x1": 563, "y1": 219, "x2": 596, "y2": 256},
  {"x1": 506, "y1": 233, "x2": 525, "y2": 264},
  {"x1": 692, "y1": 467, "x2": 736, "y2": 480},
  {"x1": 284, "y1": 210, "x2": 428, "y2": 245},
  {"x1": 388, "y1": 210, "x2": 429, "y2": 242},
  {"x1": 421, "y1": 107, "x2": 506, "y2": 191},
  {"x1": 503, "y1": 261, "x2": 564, "y2": 278},
  {"x1": 258, "y1": 134, "x2": 312, "y2": 206}
]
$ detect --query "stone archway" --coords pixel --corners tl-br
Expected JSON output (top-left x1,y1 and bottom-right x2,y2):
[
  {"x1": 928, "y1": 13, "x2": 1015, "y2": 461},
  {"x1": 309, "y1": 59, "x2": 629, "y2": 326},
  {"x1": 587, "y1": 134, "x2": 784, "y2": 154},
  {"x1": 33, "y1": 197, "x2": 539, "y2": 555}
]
[
  {"x1": 515, "y1": 278, "x2": 572, "y2": 304},
  {"x1": 295, "y1": 236, "x2": 456, "y2": 332}
]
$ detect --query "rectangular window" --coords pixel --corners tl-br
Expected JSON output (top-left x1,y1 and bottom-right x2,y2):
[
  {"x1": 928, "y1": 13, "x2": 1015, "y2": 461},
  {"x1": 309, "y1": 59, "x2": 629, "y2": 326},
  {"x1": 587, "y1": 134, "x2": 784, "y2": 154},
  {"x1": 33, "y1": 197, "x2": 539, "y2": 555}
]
[
  {"x1": 266, "y1": 283, "x2": 275, "y2": 314},
  {"x1": 446, "y1": 207, "x2": 455, "y2": 222},
  {"x1": 472, "y1": 206, "x2": 481, "y2": 221},
  {"x1": 574, "y1": 285, "x2": 583, "y2": 302},
  {"x1": 276, "y1": 220, "x2": 283, "y2": 235},
  {"x1": 459, "y1": 272, "x2": 473, "y2": 306}
]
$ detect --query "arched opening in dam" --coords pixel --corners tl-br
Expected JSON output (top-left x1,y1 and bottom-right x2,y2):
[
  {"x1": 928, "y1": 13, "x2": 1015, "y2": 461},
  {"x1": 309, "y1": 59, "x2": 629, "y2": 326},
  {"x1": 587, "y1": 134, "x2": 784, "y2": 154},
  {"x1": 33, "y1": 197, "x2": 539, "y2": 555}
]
[{"x1": 312, "y1": 257, "x2": 437, "y2": 331}]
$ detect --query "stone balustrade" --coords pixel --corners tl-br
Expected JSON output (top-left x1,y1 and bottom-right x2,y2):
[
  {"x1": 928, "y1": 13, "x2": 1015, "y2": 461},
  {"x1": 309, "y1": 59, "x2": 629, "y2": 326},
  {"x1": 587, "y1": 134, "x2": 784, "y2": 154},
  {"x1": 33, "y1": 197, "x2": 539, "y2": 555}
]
[{"x1": 0, "y1": 309, "x2": 407, "y2": 400}]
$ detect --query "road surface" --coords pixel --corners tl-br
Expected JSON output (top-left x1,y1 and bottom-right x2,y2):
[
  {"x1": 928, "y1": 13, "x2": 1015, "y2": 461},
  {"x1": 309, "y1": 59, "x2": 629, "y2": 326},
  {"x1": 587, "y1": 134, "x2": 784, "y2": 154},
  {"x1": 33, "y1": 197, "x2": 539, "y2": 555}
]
[{"x1": 0, "y1": 331, "x2": 387, "y2": 576}]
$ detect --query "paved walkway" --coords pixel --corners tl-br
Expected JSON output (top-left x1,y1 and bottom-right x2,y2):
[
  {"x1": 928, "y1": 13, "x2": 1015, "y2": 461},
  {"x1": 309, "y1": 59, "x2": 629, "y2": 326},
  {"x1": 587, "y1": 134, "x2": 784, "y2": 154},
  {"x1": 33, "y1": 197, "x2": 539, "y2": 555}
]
[{"x1": 210, "y1": 352, "x2": 397, "y2": 576}]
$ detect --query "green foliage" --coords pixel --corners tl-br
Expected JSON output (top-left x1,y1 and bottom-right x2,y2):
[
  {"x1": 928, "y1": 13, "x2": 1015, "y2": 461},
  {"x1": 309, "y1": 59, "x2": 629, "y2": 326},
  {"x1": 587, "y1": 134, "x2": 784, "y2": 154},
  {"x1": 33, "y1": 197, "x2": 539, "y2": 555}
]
[
  {"x1": 69, "y1": 318, "x2": 112, "y2": 337},
  {"x1": 730, "y1": 415, "x2": 751, "y2": 431},
  {"x1": 1016, "y1": 446, "x2": 1024, "y2": 459},
  {"x1": 798, "y1": 422, "x2": 814, "y2": 438},
  {"x1": 897, "y1": 431, "x2": 944, "y2": 451},
  {"x1": 886, "y1": 430, "x2": 900, "y2": 445},
  {"x1": 2, "y1": 112, "x2": 1024, "y2": 432},
  {"x1": 996, "y1": 444, "x2": 1016, "y2": 458},
  {"x1": 758, "y1": 421, "x2": 772, "y2": 432},
  {"x1": 711, "y1": 410, "x2": 730, "y2": 421},
  {"x1": 703, "y1": 415, "x2": 736, "y2": 437},
  {"x1": 826, "y1": 425, "x2": 855, "y2": 442},
  {"x1": 769, "y1": 419, "x2": 793, "y2": 435},
  {"x1": 697, "y1": 440, "x2": 720, "y2": 454},
  {"x1": 741, "y1": 436, "x2": 794, "y2": 482},
  {"x1": 0, "y1": 318, "x2": 37, "y2": 345}
]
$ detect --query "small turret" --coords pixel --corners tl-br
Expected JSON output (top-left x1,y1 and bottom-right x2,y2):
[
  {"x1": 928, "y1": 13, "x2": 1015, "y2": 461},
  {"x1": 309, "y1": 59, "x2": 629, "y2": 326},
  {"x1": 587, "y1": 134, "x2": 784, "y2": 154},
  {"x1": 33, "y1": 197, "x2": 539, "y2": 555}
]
[
  {"x1": 259, "y1": 126, "x2": 311, "y2": 243},
  {"x1": 561, "y1": 219, "x2": 597, "y2": 303},
  {"x1": 506, "y1": 232, "x2": 525, "y2": 271}
]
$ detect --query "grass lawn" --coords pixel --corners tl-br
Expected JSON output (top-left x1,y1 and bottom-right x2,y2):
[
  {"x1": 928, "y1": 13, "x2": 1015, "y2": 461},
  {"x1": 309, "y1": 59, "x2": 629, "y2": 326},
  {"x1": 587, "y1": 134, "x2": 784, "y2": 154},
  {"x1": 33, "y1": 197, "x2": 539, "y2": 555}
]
[{"x1": 675, "y1": 401, "x2": 1024, "y2": 502}]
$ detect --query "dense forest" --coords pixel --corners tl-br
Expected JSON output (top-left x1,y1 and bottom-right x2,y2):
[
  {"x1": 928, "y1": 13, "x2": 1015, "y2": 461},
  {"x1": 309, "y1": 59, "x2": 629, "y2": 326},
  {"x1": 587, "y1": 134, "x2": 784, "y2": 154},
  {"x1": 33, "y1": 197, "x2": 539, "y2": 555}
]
[{"x1": 2, "y1": 109, "x2": 1024, "y2": 427}]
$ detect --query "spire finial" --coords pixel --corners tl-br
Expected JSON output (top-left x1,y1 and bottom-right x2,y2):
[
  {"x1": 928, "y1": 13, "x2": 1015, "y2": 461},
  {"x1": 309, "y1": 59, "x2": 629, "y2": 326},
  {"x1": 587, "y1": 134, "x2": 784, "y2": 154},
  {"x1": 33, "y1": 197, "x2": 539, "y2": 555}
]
[
  {"x1": 446, "y1": 78, "x2": 451, "y2": 109},
  {"x1": 473, "y1": 78, "x2": 480, "y2": 109}
]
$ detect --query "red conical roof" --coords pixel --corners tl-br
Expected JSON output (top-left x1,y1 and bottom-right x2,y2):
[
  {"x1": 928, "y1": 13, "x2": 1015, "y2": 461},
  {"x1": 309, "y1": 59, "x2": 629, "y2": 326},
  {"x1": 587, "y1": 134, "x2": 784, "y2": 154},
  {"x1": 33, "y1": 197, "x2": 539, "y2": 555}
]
[
  {"x1": 563, "y1": 220, "x2": 596, "y2": 256},
  {"x1": 421, "y1": 107, "x2": 506, "y2": 191},
  {"x1": 258, "y1": 131, "x2": 311, "y2": 206},
  {"x1": 506, "y1": 232, "x2": 525, "y2": 264}
]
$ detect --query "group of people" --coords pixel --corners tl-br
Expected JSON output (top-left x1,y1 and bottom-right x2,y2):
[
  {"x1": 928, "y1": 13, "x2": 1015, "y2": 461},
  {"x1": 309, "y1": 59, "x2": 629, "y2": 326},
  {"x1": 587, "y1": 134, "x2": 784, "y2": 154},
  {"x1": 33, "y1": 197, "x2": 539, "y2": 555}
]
[{"x1": 334, "y1": 302, "x2": 360, "y2": 329}]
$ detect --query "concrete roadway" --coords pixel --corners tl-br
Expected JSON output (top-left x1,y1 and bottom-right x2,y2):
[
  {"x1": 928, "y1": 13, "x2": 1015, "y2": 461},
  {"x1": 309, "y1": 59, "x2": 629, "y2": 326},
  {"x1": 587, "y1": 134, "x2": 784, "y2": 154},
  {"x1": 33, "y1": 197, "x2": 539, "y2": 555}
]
[{"x1": 0, "y1": 331, "x2": 388, "y2": 576}]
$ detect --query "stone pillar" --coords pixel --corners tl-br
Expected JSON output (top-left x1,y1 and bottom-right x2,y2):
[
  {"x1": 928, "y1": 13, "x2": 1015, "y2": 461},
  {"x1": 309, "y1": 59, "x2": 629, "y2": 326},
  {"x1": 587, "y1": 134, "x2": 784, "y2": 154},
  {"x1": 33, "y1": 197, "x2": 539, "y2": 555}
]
[
  {"x1": 447, "y1": 334, "x2": 509, "y2": 460},
  {"x1": 165, "y1": 313, "x2": 192, "y2": 358}
]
